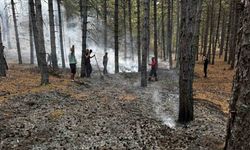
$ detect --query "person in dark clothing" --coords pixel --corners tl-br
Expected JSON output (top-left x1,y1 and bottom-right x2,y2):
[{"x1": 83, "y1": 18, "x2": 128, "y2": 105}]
[
  {"x1": 0, "y1": 43, "x2": 8, "y2": 71},
  {"x1": 103, "y1": 52, "x2": 108, "y2": 74},
  {"x1": 68, "y1": 45, "x2": 77, "y2": 81},
  {"x1": 148, "y1": 57, "x2": 158, "y2": 81},
  {"x1": 85, "y1": 49, "x2": 95, "y2": 77},
  {"x1": 203, "y1": 55, "x2": 209, "y2": 78}
]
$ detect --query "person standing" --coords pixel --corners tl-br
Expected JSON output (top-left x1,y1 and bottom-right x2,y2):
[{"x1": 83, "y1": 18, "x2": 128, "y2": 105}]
[
  {"x1": 148, "y1": 57, "x2": 158, "y2": 81},
  {"x1": 85, "y1": 49, "x2": 95, "y2": 77},
  {"x1": 103, "y1": 52, "x2": 108, "y2": 74},
  {"x1": 203, "y1": 55, "x2": 209, "y2": 78},
  {"x1": 68, "y1": 45, "x2": 77, "y2": 81}
]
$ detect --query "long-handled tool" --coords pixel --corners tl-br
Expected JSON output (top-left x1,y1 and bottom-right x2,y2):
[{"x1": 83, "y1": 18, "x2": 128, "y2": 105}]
[{"x1": 94, "y1": 56, "x2": 104, "y2": 79}]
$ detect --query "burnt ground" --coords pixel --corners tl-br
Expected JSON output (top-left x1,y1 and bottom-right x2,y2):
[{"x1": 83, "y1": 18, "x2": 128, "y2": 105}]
[{"x1": 0, "y1": 67, "x2": 227, "y2": 149}]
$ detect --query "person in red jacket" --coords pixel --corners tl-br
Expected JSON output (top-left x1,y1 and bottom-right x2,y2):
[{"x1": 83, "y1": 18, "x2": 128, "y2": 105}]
[{"x1": 148, "y1": 57, "x2": 158, "y2": 81}]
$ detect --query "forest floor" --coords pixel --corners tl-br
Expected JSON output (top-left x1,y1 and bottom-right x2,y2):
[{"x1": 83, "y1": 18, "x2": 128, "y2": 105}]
[{"x1": 0, "y1": 58, "x2": 233, "y2": 149}]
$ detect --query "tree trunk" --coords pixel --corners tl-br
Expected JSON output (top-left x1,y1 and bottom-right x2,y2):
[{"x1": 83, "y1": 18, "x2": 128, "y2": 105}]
[
  {"x1": 57, "y1": 0, "x2": 65, "y2": 68},
  {"x1": 147, "y1": 0, "x2": 150, "y2": 62},
  {"x1": 175, "y1": 0, "x2": 180, "y2": 67},
  {"x1": 114, "y1": 0, "x2": 119, "y2": 73},
  {"x1": 200, "y1": 20, "x2": 205, "y2": 56},
  {"x1": 194, "y1": 0, "x2": 203, "y2": 61},
  {"x1": 178, "y1": 0, "x2": 199, "y2": 123},
  {"x1": 225, "y1": 1, "x2": 250, "y2": 149},
  {"x1": 48, "y1": 0, "x2": 58, "y2": 69},
  {"x1": 128, "y1": 0, "x2": 134, "y2": 60},
  {"x1": 230, "y1": 0, "x2": 240, "y2": 69},
  {"x1": 123, "y1": 0, "x2": 127, "y2": 59},
  {"x1": 11, "y1": 0, "x2": 22, "y2": 64},
  {"x1": 211, "y1": 0, "x2": 222, "y2": 64},
  {"x1": 153, "y1": 0, "x2": 158, "y2": 63},
  {"x1": 208, "y1": 0, "x2": 215, "y2": 63},
  {"x1": 224, "y1": 0, "x2": 233, "y2": 62},
  {"x1": 28, "y1": 2, "x2": 34, "y2": 64},
  {"x1": 80, "y1": 0, "x2": 88, "y2": 77},
  {"x1": 219, "y1": 8, "x2": 226, "y2": 58},
  {"x1": 162, "y1": 0, "x2": 166, "y2": 61},
  {"x1": 203, "y1": 4, "x2": 210, "y2": 56},
  {"x1": 228, "y1": 0, "x2": 236, "y2": 65},
  {"x1": 137, "y1": 0, "x2": 141, "y2": 72},
  {"x1": 167, "y1": 0, "x2": 173, "y2": 69},
  {"x1": 4, "y1": 0, "x2": 11, "y2": 49},
  {"x1": 0, "y1": 25, "x2": 6, "y2": 77},
  {"x1": 30, "y1": 0, "x2": 49, "y2": 85},
  {"x1": 141, "y1": 0, "x2": 149, "y2": 87},
  {"x1": 104, "y1": 0, "x2": 108, "y2": 52}
]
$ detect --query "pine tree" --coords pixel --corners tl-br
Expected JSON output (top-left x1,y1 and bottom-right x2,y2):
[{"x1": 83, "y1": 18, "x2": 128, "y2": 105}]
[
  {"x1": 178, "y1": 0, "x2": 200, "y2": 123},
  {"x1": 225, "y1": 1, "x2": 250, "y2": 149},
  {"x1": 11, "y1": 0, "x2": 22, "y2": 64},
  {"x1": 48, "y1": 0, "x2": 58, "y2": 69},
  {"x1": 80, "y1": 0, "x2": 88, "y2": 77},
  {"x1": 114, "y1": 0, "x2": 119, "y2": 73},
  {"x1": 29, "y1": 0, "x2": 49, "y2": 85},
  {"x1": 141, "y1": 0, "x2": 149, "y2": 87}
]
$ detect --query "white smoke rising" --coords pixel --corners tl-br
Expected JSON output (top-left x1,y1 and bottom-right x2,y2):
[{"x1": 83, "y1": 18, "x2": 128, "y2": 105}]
[
  {"x1": 0, "y1": 0, "x2": 142, "y2": 73},
  {"x1": 152, "y1": 90, "x2": 178, "y2": 128}
]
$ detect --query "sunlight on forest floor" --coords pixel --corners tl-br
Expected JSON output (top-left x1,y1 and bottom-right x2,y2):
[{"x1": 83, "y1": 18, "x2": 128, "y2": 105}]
[{"x1": 193, "y1": 56, "x2": 234, "y2": 113}]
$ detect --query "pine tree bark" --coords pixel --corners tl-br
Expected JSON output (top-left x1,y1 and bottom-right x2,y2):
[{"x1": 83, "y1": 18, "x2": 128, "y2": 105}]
[
  {"x1": 228, "y1": 0, "x2": 236, "y2": 65},
  {"x1": 141, "y1": 0, "x2": 149, "y2": 87},
  {"x1": 123, "y1": 0, "x2": 127, "y2": 59},
  {"x1": 137, "y1": 0, "x2": 141, "y2": 72},
  {"x1": 11, "y1": 0, "x2": 22, "y2": 64},
  {"x1": 224, "y1": 0, "x2": 233, "y2": 62},
  {"x1": 29, "y1": 0, "x2": 49, "y2": 85},
  {"x1": 202, "y1": 4, "x2": 210, "y2": 56},
  {"x1": 167, "y1": 0, "x2": 173, "y2": 69},
  {"x1": 175, "y1": 0, "x2": 180, "y2": 67},
  {"x1": 48, "y1": 0, "x2": 58, "y2": 69},
  {"x1": 57, "y1": 0, "x2": 65, "y2": 68},
  {"x1": 128, "y1": 0, "x2": 134, "y2": 60},
  {"x1": 28, "y1": 3, "x2": 34, "y2": 64},
  {"x1": 219, "y1": 8, "x2": 226, "y2": 58},
  {"x1": 208, "y1": 0, "x2": 215, "y2": 63},
  {"x1": 178, "y1": 0, "x2": 199, "y2": 123},
  {"x1": 80, "y1": 0, "x2": 88, "y2": 77},
  {"x1": 162, "y1": 0, "x2": 166, "y2": 62},
  {"x1": 230, "y1": 0, "x2": 240, "y2": 69},
  {"x1": 104, "y1": 0, "x2": 108, "y2": 52},
  {"x1": 211, "y1": 0, "x2": 222, "y2": 64},
  {"x1": 153, "y1": 0, "x2": 158, "y2": 63},
  {"x1": 194, "y1": 0, "x2": 203, "y2": 61},
  {"x1": 225, "y1": 1, "x2": 250, "y2": 149},
  {"x1": 114, "y1": 0, "x2": 119, "y2": 73}
]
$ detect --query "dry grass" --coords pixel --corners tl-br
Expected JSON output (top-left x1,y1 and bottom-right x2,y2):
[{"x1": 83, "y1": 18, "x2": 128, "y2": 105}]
[
  {"x1": 0, "y1": 64, "x2": 74, "y2": 103},
  {"x1": 193, "y1": 56, "x2": 234, "y2": 113},
  {"x1": 48, "y1": 109, "x2": 65, "y2": 120}
]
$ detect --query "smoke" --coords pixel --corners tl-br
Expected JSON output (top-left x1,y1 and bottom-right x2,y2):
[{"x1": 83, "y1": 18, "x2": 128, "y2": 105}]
[
  {"x1": 152, "y1": 90, "x2": 178, "y2": 128},
  {"x1": 0, "y1": 0, "x2": 169, "y2": 73}
]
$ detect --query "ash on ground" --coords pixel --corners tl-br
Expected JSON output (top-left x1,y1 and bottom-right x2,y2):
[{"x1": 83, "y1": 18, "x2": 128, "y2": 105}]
[{"x1": 0, "y1": 69, "x2": 227, "y2": 149}]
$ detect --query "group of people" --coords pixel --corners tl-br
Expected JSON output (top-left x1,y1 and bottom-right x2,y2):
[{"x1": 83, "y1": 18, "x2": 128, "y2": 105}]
[
  {"x1": 68, "y1": 45, "x2": 109, "y2": 81},
  {"x1": 68, "y1": 44, "x2": 209, "y2": 81}
]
